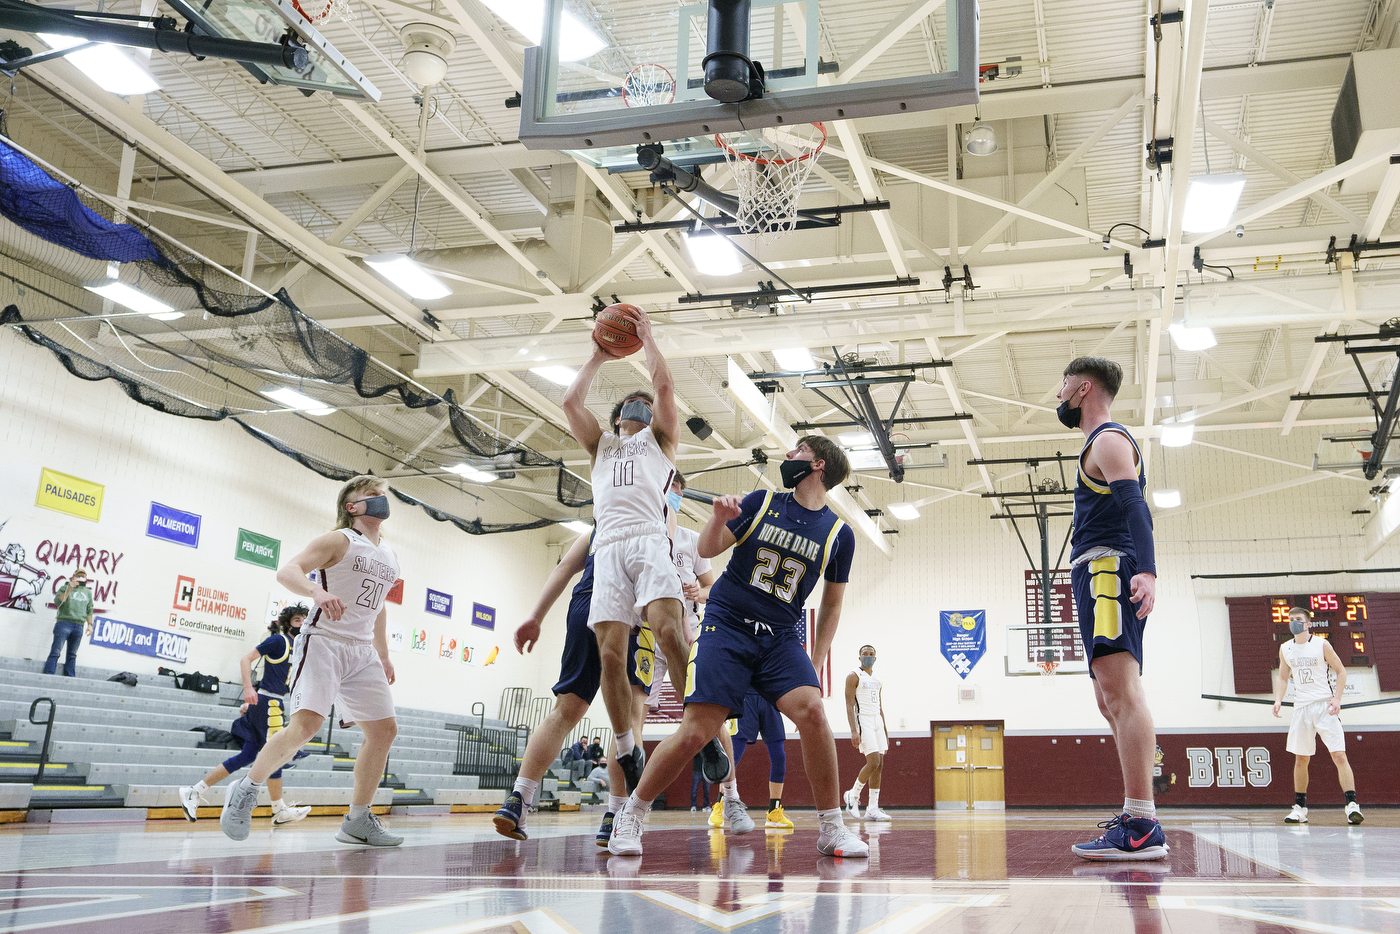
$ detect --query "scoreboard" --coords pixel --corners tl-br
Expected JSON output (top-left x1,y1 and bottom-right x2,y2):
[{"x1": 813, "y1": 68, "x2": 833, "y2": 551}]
[{"x1": 1264, "y1": 594, "x2": 1371, "y2": 668}]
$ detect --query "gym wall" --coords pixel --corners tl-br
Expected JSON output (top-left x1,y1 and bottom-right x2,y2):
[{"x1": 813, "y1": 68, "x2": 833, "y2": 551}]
[{"x1": 0, "y1": 327, "x2": 560, "y2": 715}]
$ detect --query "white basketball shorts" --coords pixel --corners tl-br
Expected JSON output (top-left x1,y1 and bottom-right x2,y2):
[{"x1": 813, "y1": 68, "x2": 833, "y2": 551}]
[
  {"x1": 857, "y1": 715, "x2": 889, "y2": 756},
  {"x1": 1286, "y1": 698, "x2": 1345, "y2": 756},
  {"x1": 587, "y1": 531, "x2": 682, "y2": 631},
  {"x1": 289, "y1": 631, "x2": 396, "y2": 724}
]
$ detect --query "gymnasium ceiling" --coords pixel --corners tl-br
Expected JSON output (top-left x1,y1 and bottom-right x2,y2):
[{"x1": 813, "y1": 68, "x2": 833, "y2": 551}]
[{"x1": 3, "y1": 0, "x2": 1400, "y2": 547}]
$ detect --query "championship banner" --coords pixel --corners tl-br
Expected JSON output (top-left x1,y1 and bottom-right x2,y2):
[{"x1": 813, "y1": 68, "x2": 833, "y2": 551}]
[
  {"x1": 940, "y1": 610, "x2": 986, "y2": 679},
  {"x1": 35, "y1": 468, "x2": 104, "y2": 522},
  {"x1": 91, "y1": 616, "x2": 190, "y2": 664}
]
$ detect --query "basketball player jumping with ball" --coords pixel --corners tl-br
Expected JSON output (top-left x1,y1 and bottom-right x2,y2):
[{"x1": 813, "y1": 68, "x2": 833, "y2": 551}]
[
  {"x1": 563, "y1": 305, "x2": 688, "y2": 793},
  {"x1": 1057, "y1": 357, "x2": 1168, "y2": 861}
]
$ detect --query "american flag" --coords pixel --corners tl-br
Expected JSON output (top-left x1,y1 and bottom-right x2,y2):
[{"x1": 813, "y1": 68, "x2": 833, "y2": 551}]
[{"x1": 798, "y1": 608, "x2": 832, "y2": 697}]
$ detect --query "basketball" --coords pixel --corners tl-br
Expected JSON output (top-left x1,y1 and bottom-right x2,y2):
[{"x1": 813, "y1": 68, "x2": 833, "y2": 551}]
[{"x1": 593, "y1": 304, "x2": 643, "y2": 357}]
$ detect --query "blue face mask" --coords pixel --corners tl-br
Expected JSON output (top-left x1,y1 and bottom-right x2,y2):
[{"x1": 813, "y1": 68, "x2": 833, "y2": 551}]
[
  {"x1": 667, "y1": 491, "x2": 683, "y2": 512},
  {"x1": 619, "y1": 399, "x2": 653, "y2": 426}
]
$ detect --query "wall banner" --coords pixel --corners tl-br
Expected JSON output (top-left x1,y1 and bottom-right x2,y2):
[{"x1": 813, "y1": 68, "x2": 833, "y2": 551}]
[
  {"x1": 410, "y1": 626, "x2": 430, "y2": 655},
  {"x1": 940, "y1": 610, "x2": 987, "y2": 679},
  {"x1": 425, "y1": 588, "x2": 453, "y2": 618},
  {"x1": 438, "y1": 633, "x2": 458, "y2": 661},
  {"x1": 91, "y1": 616, "x2": 190, "y2": 664},
  {"x1": 148, "y1": 502, "x2": 201, "y2": 548},
  {"x1": 235, "y1": 529, "x2": 280, "y2": 569},
  {"x1": 471, "y1": 602, "x2": 495, "y2": 630},
  {"x1": 387, "y1": 620, "x2": 406, "y2": 653},
  {"x1": 35, "y1": 468, "x2": 104, "y2": 522}
]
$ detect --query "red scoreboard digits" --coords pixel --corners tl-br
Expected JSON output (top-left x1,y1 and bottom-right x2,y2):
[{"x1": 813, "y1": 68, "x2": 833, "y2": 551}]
[{"x1": 1310, "y1": 593, "x2": 1338, "y2": 612}]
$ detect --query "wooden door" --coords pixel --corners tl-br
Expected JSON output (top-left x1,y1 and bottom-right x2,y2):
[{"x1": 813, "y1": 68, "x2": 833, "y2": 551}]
[{"x1": 931, "y1": 721, "x2": 1005, "y2": 810}]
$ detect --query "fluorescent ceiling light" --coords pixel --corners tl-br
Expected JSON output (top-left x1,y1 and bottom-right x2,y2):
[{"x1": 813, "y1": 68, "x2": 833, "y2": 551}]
[
  {"x1": 839, "y1": 430, "x2": 874, "y2": 446},
  {"x1": 560, "y1": 519, "x2": 592, "y2": 534},
  {"x1": 147, "y1": 311, "x2": 185, "y2": 321},
  {"x1": 530, "y1": 366, "x2": 578, "y2": 386},
  {"x1": 364, "y1": 254, "x2": 451, "y2": 300},
  {"x1": 773, "y1": 347, "x2": 814, "y2": 371},
  {"x1": 1182, "y1": 173, "x2": 1246, "y2": 233},
  {"x1": 1168, "y1": 323, "x2": 1218, "y2": 352},
  {"x1": 39, "y1": 34, "x2": 160, "y2": 95},
  {"x1": 260, "y1": 385, "x2": 335, "y2": 416},
  {"x1": 475, "y1": 0, "x2": 606, "y2": 61},
  {"x1": 1152, "y1": 489, "x2": 1182, "y2": 509},
  {"x1": 683, "y1": 232, "x2": 742, "y2": 277},
  {"x1": 445, "y1": 462, "x2": 498, "y2": 483},
  {"x1": 888, "y1": 502, "x2": 920, "y2": 520},
  {"x1": 1160, "y1": 423, "x2": 1195, "y2": 447},
  {"x1": 84, "y1": 280, "x2": 174, "y2": 316}
]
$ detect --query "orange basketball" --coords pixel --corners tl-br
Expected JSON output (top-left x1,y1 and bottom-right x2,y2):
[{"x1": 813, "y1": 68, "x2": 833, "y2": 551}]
[{"x1": 593, "y1": 304, "x2": 643, "y2": 357}]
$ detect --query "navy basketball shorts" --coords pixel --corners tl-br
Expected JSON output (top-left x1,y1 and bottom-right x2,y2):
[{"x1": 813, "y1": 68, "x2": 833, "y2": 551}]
[
  {"x1": 685, "y1": 611, "x2": 819, "y2": 716},
  {"x1": 224, "y1": 701, "x2": 283, "y2": 779},
  {"x1": 1071, "y1": 553, "x2": 1147, "y2": 678},
  {"x1": 734, "y1": 691, "x2": 786, "y2": 745},
  {"x1": 553, "y1": 593, "x2": 644, "y2": 702}
]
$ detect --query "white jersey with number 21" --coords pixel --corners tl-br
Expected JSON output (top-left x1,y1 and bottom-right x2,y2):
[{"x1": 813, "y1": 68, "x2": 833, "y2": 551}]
[{"x1": 306, "y1": 528, "x2": 400, "y2": 644}]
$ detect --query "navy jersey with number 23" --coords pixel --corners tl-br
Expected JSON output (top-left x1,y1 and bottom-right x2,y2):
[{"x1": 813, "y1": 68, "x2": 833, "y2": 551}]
[{"x1": 706, "y1": 490, "x2": 855, "y2": 628}]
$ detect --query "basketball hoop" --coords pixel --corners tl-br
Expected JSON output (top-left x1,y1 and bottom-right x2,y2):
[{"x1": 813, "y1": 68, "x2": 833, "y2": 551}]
[
  {"x1": 622, "y1": 64, "x2": 676, "y2": 108},
  {"x1": 1038, "y1": 660, "x2": 1059, "y2": 678},
  {"x1": 715, "y1": 123, "x2": 826, "y2": 242},
  {"x1": 291, "y1": 0, "x2": 354, "y2": 26}
]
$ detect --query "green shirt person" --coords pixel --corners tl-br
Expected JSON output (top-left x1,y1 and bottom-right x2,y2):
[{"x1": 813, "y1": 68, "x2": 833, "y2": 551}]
[{"x1": 45, "y1": 571, "x2": 95, "y2": 677}]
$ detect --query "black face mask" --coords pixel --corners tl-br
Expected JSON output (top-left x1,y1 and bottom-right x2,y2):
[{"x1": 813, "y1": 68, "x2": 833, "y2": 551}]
[
  {"x1": 359, "y1": 495, "x2": 391, "y2": 519},
  {"x1": 1056, "y1": 399, "x2": 1082, "y2": 429},
  {"x1": 780, "y1": 459, "x2": 815, "y2": 488}
]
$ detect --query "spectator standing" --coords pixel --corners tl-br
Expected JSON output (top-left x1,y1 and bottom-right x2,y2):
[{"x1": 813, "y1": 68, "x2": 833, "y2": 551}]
[{"x1": 44, "y1": 570, "x2": 93, "y2": 677}]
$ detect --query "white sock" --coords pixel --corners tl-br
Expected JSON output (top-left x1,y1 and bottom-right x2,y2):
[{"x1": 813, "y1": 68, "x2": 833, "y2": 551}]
[
  {"x1": 628, "y1": 793, "x2": 653, "y2": 817},
  {"x1": 247, "y1": 776, "x2": 266, "y2": 788},
  {"x1": 818, "y1": 807, "x2": 844, "y2": 826},
  {"x1": 348, "y1": 804, "x2": 370, "y2": 820},
  {"x1": 608, "y1": 794, "x2": 627, "y2": 812},
  {"x1": 1124, "y1": 797, "x2": 1155, "y2": 820},
  {"x1": 193, "y1": 780, "x2": 208, "y2": 794},
  {"x1": 850, "y1": 779, "x2": 865, "y2": 799},
  {"x1": 271, "y1": 798, "x2": 285, "y2": 811},
  {"x1": 513, "y1": 777, "x2": 540, "y2": 807},
  {"x1": 615, "y1": 730, "x2": 635, "y2": 757},
  {"x1": 868, "y1": 789, "x2": 880, "y2": 810},
  {"x1": 723, "y1": 782, "x2": 741, "y2": 802}
]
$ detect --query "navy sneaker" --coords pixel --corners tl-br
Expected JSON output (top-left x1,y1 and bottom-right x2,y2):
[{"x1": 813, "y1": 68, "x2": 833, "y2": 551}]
[
  {"x1": 492, "y1": 791, "x2": 528, "y2": 841},
  {"x1": 618, "y1": 746, "x2": 646, "y2": 794},
  {"x1": 699, "y1": 737, "x2": 731, "y2": 784},
  {"x1": 1071, "y1": 814, "x2": 1168, "y2": 861},
  {"x1": 596, "y1": 810, "x2": 614, "y2": 848}
]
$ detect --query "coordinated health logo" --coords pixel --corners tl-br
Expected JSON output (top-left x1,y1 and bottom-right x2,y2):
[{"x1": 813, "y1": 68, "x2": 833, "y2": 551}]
[{"x1": 168, "y1": 574, "x2": 252, "y2": 641}]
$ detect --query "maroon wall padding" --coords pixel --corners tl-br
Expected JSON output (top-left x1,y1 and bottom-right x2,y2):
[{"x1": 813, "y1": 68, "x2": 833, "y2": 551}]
[
  {"x1": 1226, "y1": 596, "x2": 1277, "y2": 693},
  {"x1": 1005, "y1": 730, "x2": 1400, "y2": 806},
  {"x1": 1366, "y1": 593, "x2": 1400, "y2": 690},
  {"x1": 648, "y1": 736, "x2": 934, "y2": 809}
]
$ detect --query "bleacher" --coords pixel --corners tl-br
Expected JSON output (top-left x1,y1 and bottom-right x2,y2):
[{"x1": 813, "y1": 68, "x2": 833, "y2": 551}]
[{"x1": 0, "y1": 656, "x2": 524, "y2": 817}]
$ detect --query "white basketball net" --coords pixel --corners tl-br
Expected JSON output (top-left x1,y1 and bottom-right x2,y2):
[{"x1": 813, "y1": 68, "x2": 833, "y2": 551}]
[
  {"x1": 622, "y1": 64, "x2": 676, "y2": 108},
  {"x1": 294, "y1": 0, "x2": 355, "y2": 26},
  {"x1": 715, "y1": 123, "x2": 826, "y2": 242}
]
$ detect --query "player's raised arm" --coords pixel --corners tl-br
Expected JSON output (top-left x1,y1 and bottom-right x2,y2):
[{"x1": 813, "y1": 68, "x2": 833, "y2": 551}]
[
  {"x1": 515, "y1": 532, "x2": 591, "y2": 654},
  {"x1": 563, "y1": 345, "x2": 614, "y2": 460},
  {"x1": 698, "y1": 494, "x2": 744, "y2": 558},
  {"x1": 626, "y1": 307, "x2": 678, "y2": 459}
]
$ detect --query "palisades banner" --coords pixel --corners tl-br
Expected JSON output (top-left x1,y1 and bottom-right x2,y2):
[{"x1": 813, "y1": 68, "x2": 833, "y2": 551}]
[
  {"x1": 147, "y1": 502, "x2": 202, "y2": 548},
  {"x1": 35, "y1": 468, "x2": 104, "y2": 522},
  {"x1": 235, "y1": 529, "x2": 280, "y2": 569},
  {"x1": 940, "y1": 610, "x2": 987, "y2": 679},
  {"x1": 91, "y1": 616, "x2": 190, "y2": 663}
]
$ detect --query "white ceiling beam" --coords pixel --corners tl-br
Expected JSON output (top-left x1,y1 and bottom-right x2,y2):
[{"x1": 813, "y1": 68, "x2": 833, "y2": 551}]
[
  {"x1": 1202, "y1": 116, "x2": 1365, "y2": 230},
  {"x1": 1279, "y1": 321, "x2": 1344, "y2": 435},
  {"x1": 1163, "y1": 473, "x2": 1333, "y2": 517},
  {"x1": 965, "y1": 94, "x2": 1145, "y2": 262},
  {"x1": 340, "y1": 101, "x2": 565, "y2": 296},
  {"x1": 836, "y1": 0, "x2": 948, "y2": 84},
  {"x1": 1160, "y1": 0, "x2": 1209, "y2": 321},
  {"x1": 27, "y1": 59, "x2": 435, "y2": 340},
  {"x1": 1193, "y1": 439, "x2": 1367, "y2": 483},
  {"x1": 1363, "y1": 162, "x2": 1400, "y2": 241},
  {"x1": 508, "y1": 168, "x2": 552, "y2": 215},
  {"x1": 830, "y1": 122, "x2": 911, "y2": 277},
  {"x1": 947, "y1": 268, "x2": 1132, "y2": 359},
  {"x1": 437, "y1": 0, "x2": 526, "y2": 92}
]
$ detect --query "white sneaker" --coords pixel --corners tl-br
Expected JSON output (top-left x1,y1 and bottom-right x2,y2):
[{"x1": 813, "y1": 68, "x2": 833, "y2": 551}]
[
  {"x1": 608, "y1": 801, "x2": 647, "y2": 856},
  {"x1": 1345, "y1": 801, "x2": 1364, "y2": 824},
  {"x1": 816, "y1": 821, "x2": 869, "y2": 858},
  {"x1": 844, "y1": 788, "x2": 861, "y2": 819},
  {"x1": 724, "y1": 797, "x2": 755, "y2": 834},
  {"x1": 272, "y1": 803, "x2": 312, "y2": 825},
  {"x1": 178, "y1": 785, "x2": 204, "y2": 822},
  {"x1": 863, "y1": 806, "x2": 892, "y2": 822},
  {"x1": 1284, "y1": 804, "x2": 1308, "y2": 824}
]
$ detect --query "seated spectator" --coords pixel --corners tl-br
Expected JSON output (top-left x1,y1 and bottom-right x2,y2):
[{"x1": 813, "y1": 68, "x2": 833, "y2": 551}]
[
  {"x1": 587, "y1": 758, "x2": 609, "y2": 790},
  {"x1": 567, "y1": 737, "x2": 591, "y2": 782},
  {"x1": 587, "y1": 736, "x2": 604, "y2": 762}
]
